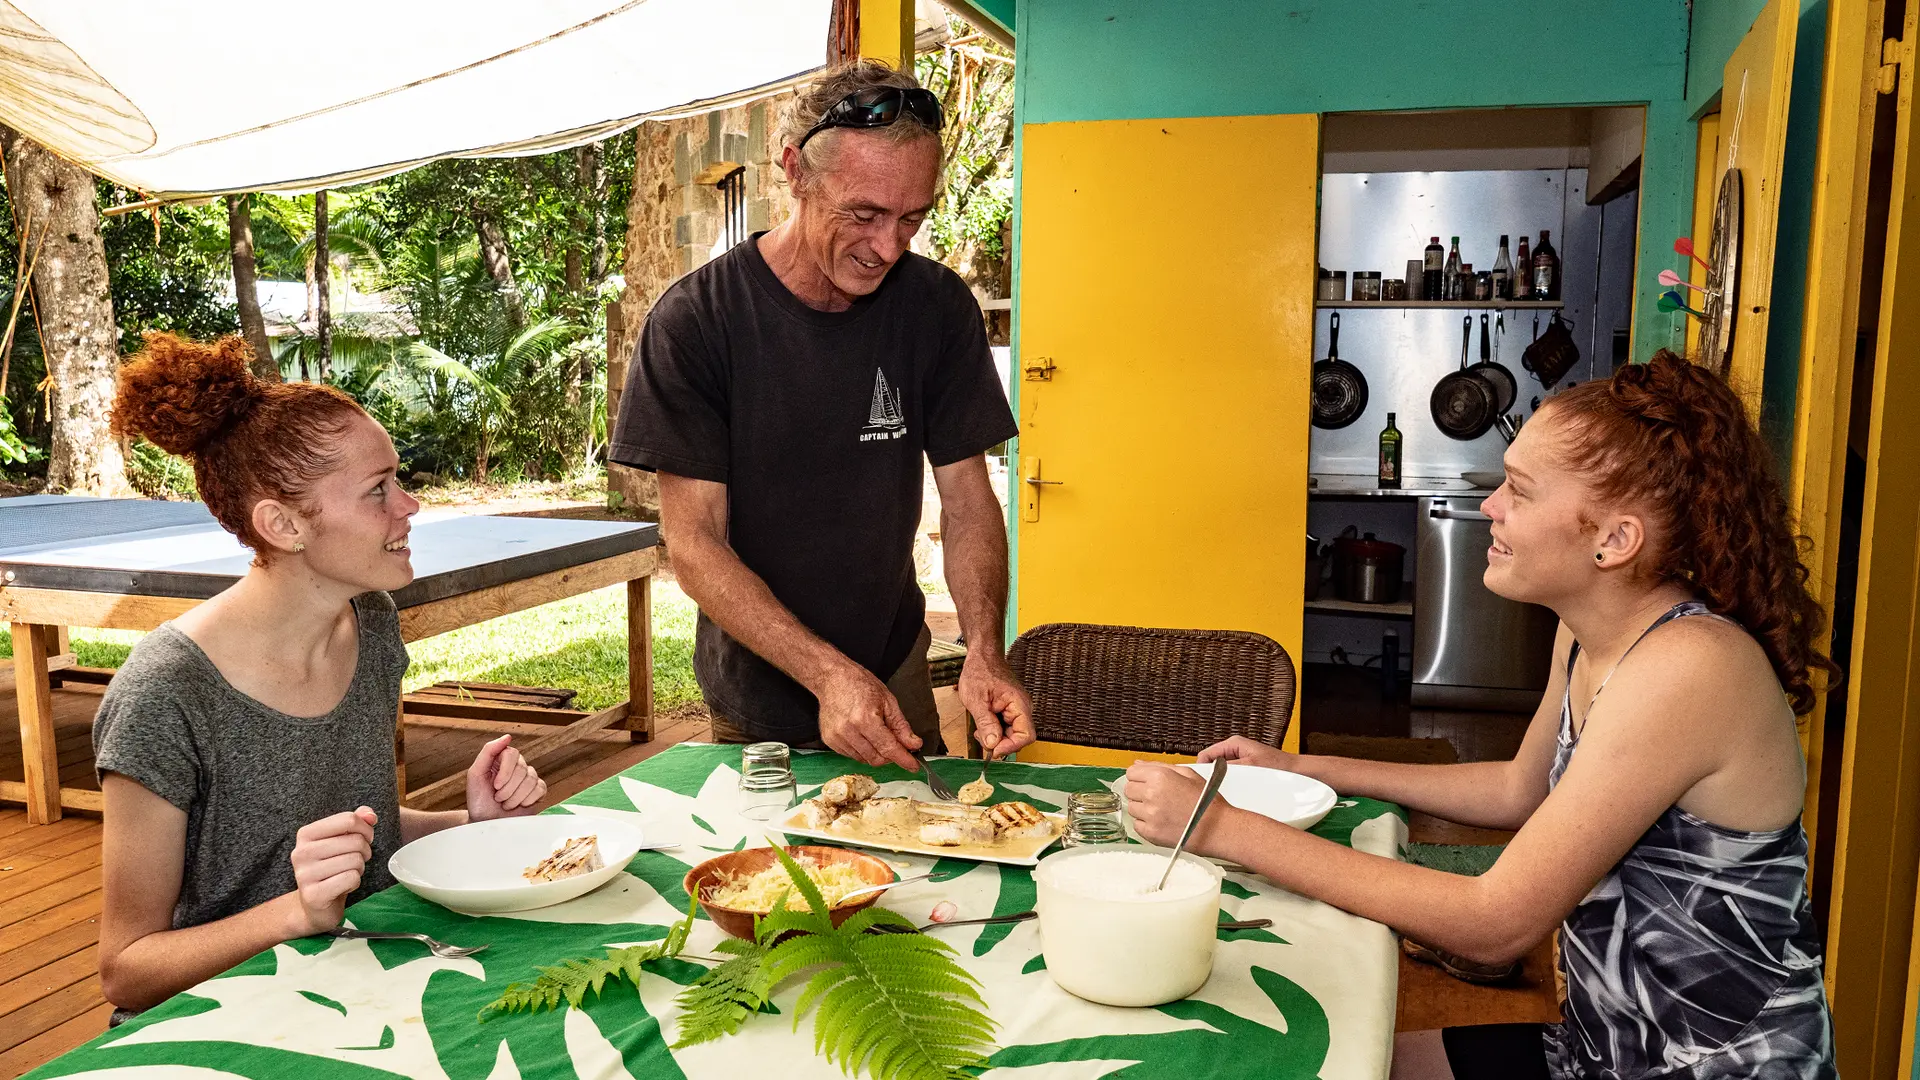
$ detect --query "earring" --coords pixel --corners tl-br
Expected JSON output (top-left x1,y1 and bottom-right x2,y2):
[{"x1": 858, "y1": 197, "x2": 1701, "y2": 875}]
[
  {"x1": 1594, "y1": 552, "x2": 1604, "y2": 563},
  {"x1": 293, "y1": 542, "x2": 306, "y2": 553}
]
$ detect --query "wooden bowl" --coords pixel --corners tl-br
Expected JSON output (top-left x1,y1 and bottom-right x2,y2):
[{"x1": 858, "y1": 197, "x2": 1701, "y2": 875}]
[{"x1": 683, "y1": 845, "x2": 896, "y2": 940}]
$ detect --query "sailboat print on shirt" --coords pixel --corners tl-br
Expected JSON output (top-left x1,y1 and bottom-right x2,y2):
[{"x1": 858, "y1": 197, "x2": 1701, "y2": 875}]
[{"x1": 861, "y1": 369, "x2": 907, "y2": 440}]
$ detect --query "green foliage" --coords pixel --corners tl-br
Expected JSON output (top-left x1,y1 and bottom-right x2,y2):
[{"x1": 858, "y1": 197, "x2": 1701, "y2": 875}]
[
  {"x1": 479, "y1": 893, "x2": 699, "y2": 1020},
  {"x1": 125, "y1": 438, "x2": 197, "y2": 500},
  {"x1": 916, "y1": 19, "x2": 1016, "y2": 283},
  {"x1": 672, "y1": 845, "x2": 997, "y2": 1080}
]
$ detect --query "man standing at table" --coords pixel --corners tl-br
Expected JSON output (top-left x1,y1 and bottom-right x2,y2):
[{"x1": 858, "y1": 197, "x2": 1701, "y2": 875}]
[{"x1": 611, "y1": 62, "x2": 1033, "y2": 770}]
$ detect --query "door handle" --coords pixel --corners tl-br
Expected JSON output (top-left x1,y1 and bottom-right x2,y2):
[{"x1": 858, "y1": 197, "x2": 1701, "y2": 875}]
[
  {"x1": 1428, "y1": 507, "x2": 1494, "y2": 521},
  {"x1": 1021, "y1": 457, "x2": 1059, "y2": 522}
]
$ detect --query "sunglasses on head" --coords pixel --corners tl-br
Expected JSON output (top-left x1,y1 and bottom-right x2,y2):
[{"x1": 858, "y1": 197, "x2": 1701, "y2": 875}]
[{"x1": 796, "y1": 86, "x2": 943, "y2": 151}]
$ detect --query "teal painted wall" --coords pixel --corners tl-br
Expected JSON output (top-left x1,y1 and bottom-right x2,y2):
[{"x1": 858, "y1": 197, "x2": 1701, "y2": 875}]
[
  {"x1": 968, "y1": 0, "x2": 1014, "y2": 38},
  {"x1": 1760, "y1": 1, "x2": 1828, "y2": 468},
  {"x1": 1012, "y1": 0, "x2": 1696, "y2": 385},
  {"x1": 1689, "y1": 0, "x2": 1774, "y2": 116}
]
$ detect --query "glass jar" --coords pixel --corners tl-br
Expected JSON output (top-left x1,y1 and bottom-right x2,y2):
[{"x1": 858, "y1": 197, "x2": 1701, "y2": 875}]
[
  {"x1": 1351, "y1": 272, "x2": 1381, "y2": 302},
  {"x1": 1065, "y1": 790, "x2": 1126, "y2": 846},
  {"x1": 1316, "y1": 269, "x2": 1347, "y2": 301},
  {"x1": 1474, "y1": 271, "x2": 1494, "y2": 301},
  {"x1": 738, "y1": 741, "x2": 796, "y2": 820},
  {"x1": 1383, "y1": 278, "x2": 1408, "y2": 301}
]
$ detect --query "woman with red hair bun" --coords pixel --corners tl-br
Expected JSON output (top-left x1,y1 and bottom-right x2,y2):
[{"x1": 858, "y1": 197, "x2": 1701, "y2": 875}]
[
  {"x1": 92, "y1": 333, "x2": 549, "y2": 1017},
  {"x1": 1127, "y1": 351, "x2": 1838, "y2": 1078}
]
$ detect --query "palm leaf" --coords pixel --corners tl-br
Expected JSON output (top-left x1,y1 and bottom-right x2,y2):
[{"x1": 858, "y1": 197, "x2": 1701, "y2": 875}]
[{"x1": 400, "y1": 342, "x2": 510, "y2": 409}]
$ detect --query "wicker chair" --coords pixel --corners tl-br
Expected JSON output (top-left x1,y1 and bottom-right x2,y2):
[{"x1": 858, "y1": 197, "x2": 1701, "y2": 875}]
[{"x1": 1003, "y1": 623, "x2": 1296, "y2": 756}]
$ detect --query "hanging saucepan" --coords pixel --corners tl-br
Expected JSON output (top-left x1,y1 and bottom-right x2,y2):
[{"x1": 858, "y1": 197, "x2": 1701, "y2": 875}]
[
  {"x1": 1312, "y1": 312, "x2": 1369, "y2": 429},
  {"x1": 1432, "y1": 315, "x2": 1498, "y2": 440},
  {"x1": 1521, "y1": 312, "x2": 1581, "y2": 389},
  {"x1": 1467, "y1": 312, "x2": 1517, "y2": 414}
]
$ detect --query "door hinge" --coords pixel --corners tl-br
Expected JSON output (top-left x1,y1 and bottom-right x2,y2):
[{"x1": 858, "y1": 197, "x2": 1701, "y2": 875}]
[
  {"x1": 1880, "y1": 36, "x2": 1907, "y2": 95},
  {"x1": 1022, "y1": 355, "x2": 1056, "y2": 382}
]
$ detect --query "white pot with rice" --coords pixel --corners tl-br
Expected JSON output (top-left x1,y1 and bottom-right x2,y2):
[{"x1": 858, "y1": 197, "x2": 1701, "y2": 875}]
[{"x1": 1033, "y1": 845, "x2": 1224, "y2": 1007}]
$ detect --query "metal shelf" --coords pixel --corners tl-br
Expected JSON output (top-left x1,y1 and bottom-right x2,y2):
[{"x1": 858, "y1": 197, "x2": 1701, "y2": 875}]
[
  {"x1": 1304, "y1": 597, "x2": 1414, "y2": 618},
  {"x1": 1315, "y1": 300, "x2": 1563, "y2": 310}
]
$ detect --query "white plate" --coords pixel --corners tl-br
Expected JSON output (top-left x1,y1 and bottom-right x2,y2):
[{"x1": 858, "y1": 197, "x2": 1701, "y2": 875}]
[
  {"x1": 388, "y1": 814, "x2": 647, "y2": 914},
  {"x1": 1178, "y1": 762, "x2": 1337, "y2": 832},
  {"x1": 778, "y1": 801, "x2": 1067, "y2": 868}
]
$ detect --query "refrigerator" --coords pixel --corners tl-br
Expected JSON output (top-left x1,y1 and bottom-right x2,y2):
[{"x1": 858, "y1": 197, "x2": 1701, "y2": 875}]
[{"x1": 1412, "y1": 496, "x2": 1560, "y2": 710}]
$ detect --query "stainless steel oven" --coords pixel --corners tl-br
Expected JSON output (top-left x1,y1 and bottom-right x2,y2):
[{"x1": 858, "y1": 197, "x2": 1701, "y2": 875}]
[{"x1": 1412, "y1": 497, "x2": 1559, "y2": 710}]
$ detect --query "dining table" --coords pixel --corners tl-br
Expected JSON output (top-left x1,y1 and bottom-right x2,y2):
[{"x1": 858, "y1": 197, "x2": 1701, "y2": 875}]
[{"x1": 20, "y1": 743, "x2": 1409, "y2": 1080}]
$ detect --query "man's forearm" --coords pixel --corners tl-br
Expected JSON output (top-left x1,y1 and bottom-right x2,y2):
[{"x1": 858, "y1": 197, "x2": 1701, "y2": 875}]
[
  {"x1": 670, "y1": 533, "x2": 857, "y2": 693},
  {"x1": 401, "y1": 808, "x2": 467, "y2": 843},
  {"x1": 939, "y1": 488, "x2": 1010, "y2": 662}
]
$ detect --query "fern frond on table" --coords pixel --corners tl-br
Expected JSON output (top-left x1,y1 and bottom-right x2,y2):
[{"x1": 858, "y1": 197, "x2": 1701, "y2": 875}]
[
  {"x1": 669, "y1": 936, "x2": 774, "y2": 1046},
  {"x1": 673, "y1": 845, "x2": 998, "y2": 1080},
  {"x1": 479, "y1": 893, "x2": 698, "y2": 1020}
]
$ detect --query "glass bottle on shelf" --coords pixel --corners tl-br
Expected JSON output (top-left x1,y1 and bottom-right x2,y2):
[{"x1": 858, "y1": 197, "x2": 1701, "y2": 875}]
[
  {"x1": 1532, "y1": 229, "x2": 1559, "y2": 300},
  {"x1": 1378, "y1": 412, "x2": 1402, "y2": 489},
  {"x1": 1422, "y1": 237, "x2": 1444, "y2": 301},
  {"x1": 1512, "y1": 235, "x2": 1531, "y2": 299},
  {"x1": 1491, "y1": 235, "x2": 1513, "y2": 300},
  {"x1": 1442, "y1": 237, "x2": 1463, "y2": 300}
]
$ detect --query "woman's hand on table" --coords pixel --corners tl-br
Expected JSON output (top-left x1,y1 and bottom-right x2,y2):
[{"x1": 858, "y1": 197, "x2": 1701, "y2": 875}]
[
  {"x1": 287, "y1": 806, "x2": 377, "y2": 935},
  {"x1": 1124, "y1": 762, "x2": 1241, "y2": 856},
  {"x1": 468, "y1": 735, "x2": 547, "y2": 821},
  {"x1": 959, "y1": 655, "x2": 1036, "y2": 759},
  {"x1": 818, "y1": 663, "x2": 922, "y2": 770},
  {"x1": 1198, "y1": 735, "x2": 1301, "y2": 773}
]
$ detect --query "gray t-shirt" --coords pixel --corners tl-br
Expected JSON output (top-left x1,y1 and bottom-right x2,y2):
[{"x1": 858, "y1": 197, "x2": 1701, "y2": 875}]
[{"x1": 93, "y1": 592, "x2": 408, "y2": 931}]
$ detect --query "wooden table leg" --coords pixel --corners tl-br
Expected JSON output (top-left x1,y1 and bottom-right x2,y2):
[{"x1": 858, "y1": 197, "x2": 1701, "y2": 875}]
[
  {"x1": 13, "y1": 622, "x2": 60, "y2": 824},
  {"x1": 394, "y1": 697, "x2": 408, "y2": 800},
  {"x1": 627, "y1": 575, "x2": 654, "y2": 743},
  {"x1": 49, "y1": 626, "x2": 70, "y2": 688}
]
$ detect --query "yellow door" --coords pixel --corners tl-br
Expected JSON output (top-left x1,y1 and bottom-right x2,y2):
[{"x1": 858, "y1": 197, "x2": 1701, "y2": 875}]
[
  {"x1": 1015, "y1": 114, "x2": 1318, "y2": 761},
  {"x1": 1825, "y1": 0, "x2": 1920, "y2": 1072},
  {"x1": 1714, "y1": 0, "x2": 1801, "y2": 405}
]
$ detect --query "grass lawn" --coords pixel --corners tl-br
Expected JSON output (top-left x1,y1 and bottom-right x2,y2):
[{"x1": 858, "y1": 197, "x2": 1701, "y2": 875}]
[{"x1": 0, "y1": 582, "x2": 702, "y2": 712}]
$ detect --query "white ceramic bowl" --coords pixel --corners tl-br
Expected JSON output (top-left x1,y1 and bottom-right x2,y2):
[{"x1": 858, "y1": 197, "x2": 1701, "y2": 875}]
[
  {"x1": 1463, "y1": 469, "x2": 1506, "y2": 490},
  {"x1": 388, "y1": 814, "x2": 646, "y2": 914},
  {"x1": 1179, "y1": 761, "x2": 1338, "y2": 832},
  {"x1": 1035, "y1": 845, "x2": 1224, "y2": 1006}
]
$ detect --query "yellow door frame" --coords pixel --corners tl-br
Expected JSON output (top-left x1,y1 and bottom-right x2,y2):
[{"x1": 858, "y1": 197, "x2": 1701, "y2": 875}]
[
  {"x1": 1789, "y1": 0, "x2": 1882, "y2": 890},
  {"x1": 1823, "y1": 0, "x2": 1920, "y2": 1073},
  {"x1": 857, "y1": 0, "x2": 914, "y2": 69}
]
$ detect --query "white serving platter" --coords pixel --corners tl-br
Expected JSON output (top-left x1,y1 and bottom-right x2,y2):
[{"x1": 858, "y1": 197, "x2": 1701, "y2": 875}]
[
  {"x1": 1178, "y1": 761, "x2": 1338, "y2": 832},
  {"x1": 777, "y1": 801, "x2": 1067, "y2": 868},
  {"x1": 388, "y1": 814, "x2": 648, "y2": 914}
]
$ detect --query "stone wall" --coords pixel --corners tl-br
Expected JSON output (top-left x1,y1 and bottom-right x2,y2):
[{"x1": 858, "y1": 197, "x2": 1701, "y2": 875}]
[{"x1": 608, "y1": 92, "x2": 798, "y2": 516}]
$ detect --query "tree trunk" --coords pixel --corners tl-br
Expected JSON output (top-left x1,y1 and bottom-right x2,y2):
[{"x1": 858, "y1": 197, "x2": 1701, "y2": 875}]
[
  {"x1": 0, "y1": 128, "x2": 129, "y2": 495},
  {"x1": 313, "y1": 189, "x2": 331, "y2": 382},
  {"x1": 474, "y1": 210, "x2": 524, "y2": 326},
  {"x1": 225, "y1": 194, "x2": 278, "y2": 382},
  {"x1": 586, "y1": 141, "x2": 609, "y2": 287}
]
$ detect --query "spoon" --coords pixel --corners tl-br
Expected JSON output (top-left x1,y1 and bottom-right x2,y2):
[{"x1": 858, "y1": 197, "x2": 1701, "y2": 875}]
[
  {"x1": 837, "y1": 871, "x2": 937, "y2": 905},
  {"x1": 870, "y1": 911, "x2": 1274, "y2": 935},
  {"x1": 1157, "y1": 763, "x2": 1228, "y2": 891}
]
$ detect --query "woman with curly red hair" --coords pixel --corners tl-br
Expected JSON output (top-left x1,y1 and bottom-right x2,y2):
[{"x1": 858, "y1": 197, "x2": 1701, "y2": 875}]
[
  {"x1": 1128, "y1": 351, "x2": 1837, "y2": 1079},
  {"x1": 93, "y1": 333, "x2": 549, "y2": 1016}
]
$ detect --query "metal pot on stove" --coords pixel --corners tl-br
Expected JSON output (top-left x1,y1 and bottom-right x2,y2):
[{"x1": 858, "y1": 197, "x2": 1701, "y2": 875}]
[{"x1": 1330, "y1": 527, "x2": 1405, "y2": 604}]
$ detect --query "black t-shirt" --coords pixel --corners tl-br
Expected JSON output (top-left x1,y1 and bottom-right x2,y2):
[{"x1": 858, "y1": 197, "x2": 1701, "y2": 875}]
[{"x1": 610, "y1": 234, "x2": 1018, "y2": 741}]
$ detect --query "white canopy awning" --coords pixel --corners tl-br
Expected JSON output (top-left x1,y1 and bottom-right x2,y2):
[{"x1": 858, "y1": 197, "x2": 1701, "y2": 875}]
[{"x1": 0, "y1": 0, "x2": 834, "y2": 199}]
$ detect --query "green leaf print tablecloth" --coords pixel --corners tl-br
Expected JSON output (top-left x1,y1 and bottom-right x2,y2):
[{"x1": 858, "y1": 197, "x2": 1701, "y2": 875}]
[{"x1": 26, "y1": 744, "x2": 1410, "y2": 1080}]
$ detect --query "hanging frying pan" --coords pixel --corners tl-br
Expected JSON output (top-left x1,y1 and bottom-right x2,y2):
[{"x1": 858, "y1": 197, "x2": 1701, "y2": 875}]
[
  {"x1": 1467, "y1": 312, "x2": 1517, "y2": 414},
  {"x1": 1432, "y1": 315, "x2": 1498, "y2": 440},
  {"x1": 1312, "y1": 312, "x2": 1369, "y2": 429}
]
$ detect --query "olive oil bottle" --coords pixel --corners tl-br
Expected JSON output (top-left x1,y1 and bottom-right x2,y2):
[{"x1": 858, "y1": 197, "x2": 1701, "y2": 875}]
[{"x1": 1378, "y1": 412, "x2": 1402, "y2": 488}]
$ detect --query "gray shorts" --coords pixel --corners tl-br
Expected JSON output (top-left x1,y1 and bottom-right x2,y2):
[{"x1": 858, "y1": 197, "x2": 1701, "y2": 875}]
[{"x1": 707, "y1": 624, "x2": 944, "y2": 753}]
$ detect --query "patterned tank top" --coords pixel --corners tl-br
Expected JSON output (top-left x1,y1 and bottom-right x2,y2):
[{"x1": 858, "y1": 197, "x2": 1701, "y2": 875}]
[{"x1": 1542, "y1": 602, "x2": 1837, "y2": 1079}]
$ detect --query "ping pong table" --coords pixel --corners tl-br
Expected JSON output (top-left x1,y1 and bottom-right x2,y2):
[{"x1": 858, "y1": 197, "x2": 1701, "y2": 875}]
[{"x1": 0, "y1": 495, "x2": 660, "y2": 823}]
